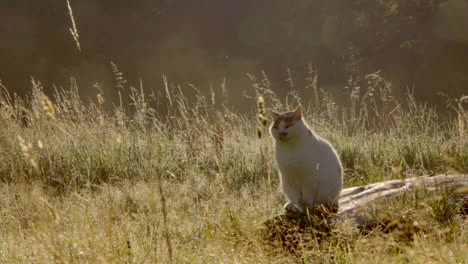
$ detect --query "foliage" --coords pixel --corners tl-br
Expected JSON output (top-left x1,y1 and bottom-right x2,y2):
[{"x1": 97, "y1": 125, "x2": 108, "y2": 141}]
[{"x1": 2, "y1": 0, "x2": 467, "y2": 106}]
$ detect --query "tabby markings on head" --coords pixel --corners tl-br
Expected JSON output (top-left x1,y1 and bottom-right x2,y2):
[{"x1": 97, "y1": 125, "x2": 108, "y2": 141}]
[{"x1": 272, "y1": 113, "x2": 299, "y2": 129}]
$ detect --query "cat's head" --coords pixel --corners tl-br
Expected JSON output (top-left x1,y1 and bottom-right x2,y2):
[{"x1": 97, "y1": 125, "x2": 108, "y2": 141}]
[{"x1": 270, "y1": 105, "x2": 303, "y2": 143}]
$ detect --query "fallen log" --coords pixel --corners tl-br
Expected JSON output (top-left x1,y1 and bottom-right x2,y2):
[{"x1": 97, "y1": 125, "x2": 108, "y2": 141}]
[
  {"x1": 337, "y1": 174, "x2": 468, "y2": 227},
  {"x1": 262, "y1": 174, "x2": 468, "y2": 246}
]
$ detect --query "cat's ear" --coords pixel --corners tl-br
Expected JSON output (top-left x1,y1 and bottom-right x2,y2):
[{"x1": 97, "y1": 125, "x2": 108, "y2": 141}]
[
  {"x1": 293, "y1": 104, "x2": 303, "y2": 118},
  {"x1": 269, "y1": 110, "x2": 280, "y2": 120}
]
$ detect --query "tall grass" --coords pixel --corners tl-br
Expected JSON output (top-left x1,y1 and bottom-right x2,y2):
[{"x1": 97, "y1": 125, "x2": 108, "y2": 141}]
[{"x1": 0, "y1": 71, "x2": 466, "y2": 263}]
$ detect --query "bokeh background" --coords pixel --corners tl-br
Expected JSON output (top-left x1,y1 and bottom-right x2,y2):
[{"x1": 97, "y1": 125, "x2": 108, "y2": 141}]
[{"x1": 1, "y1": 0, "x2": 467, "y2": 108}]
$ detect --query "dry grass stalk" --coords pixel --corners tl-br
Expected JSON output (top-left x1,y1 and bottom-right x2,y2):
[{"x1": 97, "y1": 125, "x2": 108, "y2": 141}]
[
  {"x1": 66, "y1": 0, "x2": 81, "y2": 52},
  {"x1": 40, "y1": 197, "x2": 61, "y2": 223},
  {"x1": 158, "y1": 171, "x2": 174, "y2": 263},
  {"x1": 212, "y1": 123, "x2": 224, "y2": 154},
  {"x1": 457, "y1": 95, "x2": 467, "y2": 142},
  {"x1": 110, "y1": 61, "x2": 127, "y2": 90},
  {"x1": 163, "y1": 74, "x2": 173, "y2": 107}
]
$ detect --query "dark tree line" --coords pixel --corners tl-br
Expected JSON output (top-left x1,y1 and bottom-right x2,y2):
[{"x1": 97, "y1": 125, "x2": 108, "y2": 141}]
[{"x1": 0, "y1": 0, "x2": 466, "y2": 106}]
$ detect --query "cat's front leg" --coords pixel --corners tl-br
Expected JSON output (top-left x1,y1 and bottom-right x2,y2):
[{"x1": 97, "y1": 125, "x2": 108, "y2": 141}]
[{"x1": 281, "y1": 179, "x2": 304, "y2": 214}]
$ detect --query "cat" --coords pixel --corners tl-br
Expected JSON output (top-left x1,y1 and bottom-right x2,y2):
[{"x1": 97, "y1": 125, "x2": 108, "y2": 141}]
[{"x1": 270, "y1": 105, "x2": 343, "y2": 216}]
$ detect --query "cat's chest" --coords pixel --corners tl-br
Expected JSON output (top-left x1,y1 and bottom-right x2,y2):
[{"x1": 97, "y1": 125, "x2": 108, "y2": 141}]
[{"x1": 275, "y1": 144, "x2": 314, "y2": 172}]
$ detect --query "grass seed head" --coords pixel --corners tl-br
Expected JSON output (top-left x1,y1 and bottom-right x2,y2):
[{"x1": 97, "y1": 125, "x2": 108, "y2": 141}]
[
  {"x1": 115, "y1": 132, "x2": 124, "y2": 144},
  {"x1": 40, "y1": 92, "x2": 56, "y2": 120},
  {"x1": 66, "y1": 0, "x2": 81, "y2": 52},
  {"x1": 257, "y1": 95, "x2": 269, "y2": 139},
  {"x1": 257, "y1": 96, "x2": 268, "y2": 125},
  {"x1": 18, "y1": 136, "x2": 39, "y2": 171},
  {"x1": 97, "y1": 93, "x2": 105, "y2": 105}
]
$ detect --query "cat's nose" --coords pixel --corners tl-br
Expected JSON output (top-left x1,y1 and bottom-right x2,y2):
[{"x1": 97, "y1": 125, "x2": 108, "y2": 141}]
[{"x1": 279, "y1": 132, "x2": 288, "y2": 137}]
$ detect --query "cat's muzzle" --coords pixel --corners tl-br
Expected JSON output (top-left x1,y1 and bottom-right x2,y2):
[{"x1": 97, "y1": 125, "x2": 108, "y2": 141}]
[{"x1": 278, "y1": 132, "x2": 288, "y2": 141}]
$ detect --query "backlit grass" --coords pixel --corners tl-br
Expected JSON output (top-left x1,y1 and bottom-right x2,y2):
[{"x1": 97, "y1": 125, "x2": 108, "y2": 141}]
[{"x1": 0, "y1": 72, "x2": 466, "y2": 263}]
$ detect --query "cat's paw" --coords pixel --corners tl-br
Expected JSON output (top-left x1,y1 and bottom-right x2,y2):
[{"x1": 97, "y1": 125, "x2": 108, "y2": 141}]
[{"x1": 284, "y1": 202, "x2": 302, "y2": 215}]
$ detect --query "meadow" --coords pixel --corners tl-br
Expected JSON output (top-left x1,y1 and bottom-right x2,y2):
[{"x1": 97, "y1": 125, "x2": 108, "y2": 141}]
[{"x1": 0, "y1": 71, "x2": 466, "y2": 263}]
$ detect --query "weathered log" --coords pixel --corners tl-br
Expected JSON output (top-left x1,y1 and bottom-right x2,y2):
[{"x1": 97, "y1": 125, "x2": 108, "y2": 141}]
[
  {"x1": 337, "y1": 174, "x2": 468, "y2": 227},
  {"x1": 264, "y1": 174, "x2": 468, "y2": 233},
  {"x1": 262, "y1": 174, "x2": 467, "y2": 252}
]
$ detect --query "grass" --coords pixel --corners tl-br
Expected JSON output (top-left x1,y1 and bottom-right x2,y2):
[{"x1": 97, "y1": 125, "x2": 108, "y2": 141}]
[{"x1": 0, "y1": 70, "x2": 466, "y2": 263}]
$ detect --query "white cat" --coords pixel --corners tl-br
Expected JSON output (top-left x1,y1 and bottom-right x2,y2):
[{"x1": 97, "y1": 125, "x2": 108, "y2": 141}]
[{"x1": 270, "y1": 105, "x2": 343, "y2": 216}]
